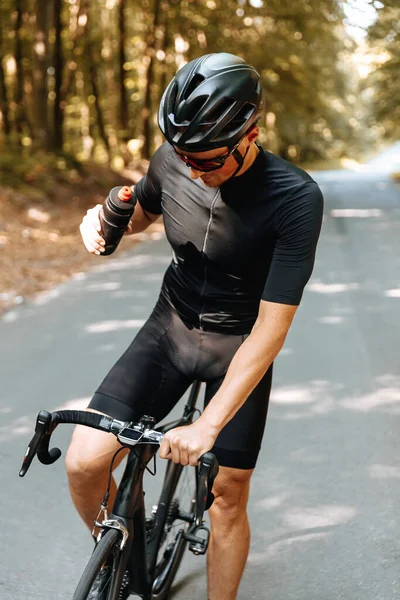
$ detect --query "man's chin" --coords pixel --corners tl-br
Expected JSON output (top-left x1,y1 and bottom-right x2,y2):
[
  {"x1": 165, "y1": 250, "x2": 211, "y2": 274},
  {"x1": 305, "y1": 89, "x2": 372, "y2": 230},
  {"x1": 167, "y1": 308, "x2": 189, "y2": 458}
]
[{"x1": 201, "y1": 177, "x2": 218, "y2": 187}]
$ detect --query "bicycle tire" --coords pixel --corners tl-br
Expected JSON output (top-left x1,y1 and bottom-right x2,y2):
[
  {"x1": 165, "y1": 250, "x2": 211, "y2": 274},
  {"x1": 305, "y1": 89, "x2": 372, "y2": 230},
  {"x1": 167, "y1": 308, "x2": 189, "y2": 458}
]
[
  {"x1": 72, "y1": 528, "x2": 123, "y2": 600},
  {"x1": 149, "y1": 462, "x2": 197, "y2": 600}
]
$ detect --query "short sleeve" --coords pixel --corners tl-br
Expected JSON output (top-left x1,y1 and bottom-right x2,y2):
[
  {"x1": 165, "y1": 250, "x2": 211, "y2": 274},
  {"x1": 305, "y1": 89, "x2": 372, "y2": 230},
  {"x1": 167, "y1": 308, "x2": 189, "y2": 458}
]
[
  {"x1": 135, "y1": 143, "x2": 171, "y2": 215},
  {"x1": 262, "y1": 182, "x2": 323, "y2": 306}
]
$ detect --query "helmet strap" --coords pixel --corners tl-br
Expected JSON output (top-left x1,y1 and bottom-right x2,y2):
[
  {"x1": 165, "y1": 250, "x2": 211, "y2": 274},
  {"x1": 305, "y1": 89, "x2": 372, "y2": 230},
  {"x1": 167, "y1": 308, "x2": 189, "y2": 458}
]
[{"x1": 231, "y1": 144, "x2": 251, "y2": 177}]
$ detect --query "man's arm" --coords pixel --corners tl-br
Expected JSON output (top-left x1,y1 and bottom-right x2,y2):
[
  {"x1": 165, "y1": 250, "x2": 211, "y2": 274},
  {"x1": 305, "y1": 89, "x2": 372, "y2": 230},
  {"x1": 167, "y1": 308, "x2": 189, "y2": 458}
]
[
  {"x1": 201, "y1": 300, "x2": 297, "y2": 432},
  {"x1": 125, "y1": 143, "x2": 171, "y2": 235},
  {"x1": 125, "y1": 196, "x2": 161, "y2": 235},
  {"x1": 160, "y1": 300, "x2": 297, "y2": 465}
]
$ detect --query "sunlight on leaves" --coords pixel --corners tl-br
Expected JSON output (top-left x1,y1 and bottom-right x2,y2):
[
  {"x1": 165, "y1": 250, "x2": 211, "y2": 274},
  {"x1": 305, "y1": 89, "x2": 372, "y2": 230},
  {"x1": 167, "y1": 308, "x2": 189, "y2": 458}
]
[{"x1": 27, "y1": 208, "x2": 51, "y2": 224}]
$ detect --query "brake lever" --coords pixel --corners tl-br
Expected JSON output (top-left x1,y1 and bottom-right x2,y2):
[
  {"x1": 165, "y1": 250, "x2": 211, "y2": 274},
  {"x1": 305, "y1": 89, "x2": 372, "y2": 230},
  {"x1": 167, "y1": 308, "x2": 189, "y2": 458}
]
[
  {"x1": 19, "y1": 410, "x2": 61, "y2": 477},
  {"x1": 195, "y1": 452, "x2": 219, "y2": 527}
]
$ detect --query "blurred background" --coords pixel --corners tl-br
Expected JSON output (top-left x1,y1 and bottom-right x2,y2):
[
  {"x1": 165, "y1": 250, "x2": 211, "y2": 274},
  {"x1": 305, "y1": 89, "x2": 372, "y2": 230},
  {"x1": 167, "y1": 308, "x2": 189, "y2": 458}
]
[
  {"x1": 1, "y1": 2, "x2": 400, "y2": 599},
  {"x1": 0, "y1": 0, "x2": 399, "y2": 165},
  {"x1": 0, "y1": 0, "x2": 399, "y2": 312}
]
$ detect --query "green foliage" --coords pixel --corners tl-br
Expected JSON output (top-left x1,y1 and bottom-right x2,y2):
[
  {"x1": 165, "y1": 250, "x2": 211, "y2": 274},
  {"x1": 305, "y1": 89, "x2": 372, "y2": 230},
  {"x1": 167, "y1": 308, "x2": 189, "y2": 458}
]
[
  {"x1": 0, "y1": 0, "x2": 374, "y2": 167},
  {"x1": 366, "y1": 0, "x2": 400, "y2": 139},
  {"x1": 0, "y1": 150, "x2": 83, "y2": 191}
]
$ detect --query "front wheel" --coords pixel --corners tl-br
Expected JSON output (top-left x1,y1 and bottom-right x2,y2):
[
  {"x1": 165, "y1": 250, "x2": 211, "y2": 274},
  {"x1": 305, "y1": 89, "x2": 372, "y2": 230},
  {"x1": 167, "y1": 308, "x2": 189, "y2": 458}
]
[
  {"x1": 72, "y1": 528, "x2": 126, "y2": 600},
  {"x1": 148, "y1": 462, "x2": 198, "y2": 600}
]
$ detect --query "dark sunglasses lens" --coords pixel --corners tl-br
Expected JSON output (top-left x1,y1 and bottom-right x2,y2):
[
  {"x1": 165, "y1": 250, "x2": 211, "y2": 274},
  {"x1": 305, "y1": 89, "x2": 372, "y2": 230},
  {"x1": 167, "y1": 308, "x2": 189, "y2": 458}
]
[
  {"x1": 189, "y1": 160, "x2": 221, "y2": 171},
  {"x1": 184, "y1": 155, "x2": 228, "y2": 171},
  {"x1": 176, "y1": 149, "x2": 232, "y2": 171}
]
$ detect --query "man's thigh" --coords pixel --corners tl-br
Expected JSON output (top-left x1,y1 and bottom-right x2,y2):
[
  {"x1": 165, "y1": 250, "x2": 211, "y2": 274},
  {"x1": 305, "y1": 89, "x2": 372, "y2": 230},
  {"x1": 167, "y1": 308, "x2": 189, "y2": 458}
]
[
  {"x1": 66, "y1": 409, "x2": 128, "y2": 471},
  {"x1": 88, "y1": 303, "x2": 192, "y2": 423},
  {"x1": 205, "y1": 365, "x2": 273, "y2": 470}
]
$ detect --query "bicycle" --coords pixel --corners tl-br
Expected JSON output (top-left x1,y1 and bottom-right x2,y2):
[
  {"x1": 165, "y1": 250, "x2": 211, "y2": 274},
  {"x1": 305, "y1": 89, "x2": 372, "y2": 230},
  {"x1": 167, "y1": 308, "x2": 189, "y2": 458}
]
[{"x1": 19, "y1": 381, "x2": 219, "y2": 600}]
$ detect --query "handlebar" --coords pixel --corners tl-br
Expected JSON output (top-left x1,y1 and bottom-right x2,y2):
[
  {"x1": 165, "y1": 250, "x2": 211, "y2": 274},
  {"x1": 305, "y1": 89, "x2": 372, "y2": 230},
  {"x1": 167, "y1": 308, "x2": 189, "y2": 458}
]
[
  {"x1": 19, "y1": 409, "x2": 219, "y2": 523},
  {"x1": 19, "y1": 410, "x2": 116, "y2": 477}
]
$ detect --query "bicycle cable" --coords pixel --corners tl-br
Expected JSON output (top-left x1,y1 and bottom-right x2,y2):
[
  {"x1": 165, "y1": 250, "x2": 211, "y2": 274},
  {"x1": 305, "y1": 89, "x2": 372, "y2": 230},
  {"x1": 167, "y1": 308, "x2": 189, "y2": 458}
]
[
  {"x1": 92, "y1": 446, "x2": 126, "y2": 537},
  {"x1": 133, "y1": 448, "x2": 157, "y2": 476}
]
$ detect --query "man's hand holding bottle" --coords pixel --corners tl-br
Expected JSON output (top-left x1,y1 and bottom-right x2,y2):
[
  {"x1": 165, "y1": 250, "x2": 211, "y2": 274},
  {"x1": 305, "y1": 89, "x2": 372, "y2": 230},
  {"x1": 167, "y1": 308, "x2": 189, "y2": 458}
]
[{"x1": 79, "y1": 186, "x2": 137, "y2": 256}]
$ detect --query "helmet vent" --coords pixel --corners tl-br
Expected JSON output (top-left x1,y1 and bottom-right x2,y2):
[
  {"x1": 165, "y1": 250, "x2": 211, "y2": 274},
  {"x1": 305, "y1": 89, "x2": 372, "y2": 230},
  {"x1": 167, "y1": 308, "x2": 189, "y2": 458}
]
[
  {"x1": 167, "y1": 83, "x2": 178, "y2": 114},
  {"x1": 231, "y1": 103, "x2": 255, "y2": 124},
  {"x1": 185, "y1": 95, "x2": 208, "y2": 121},
  {"x1": 205, "y1": 97, "x2": 235, "y2": 124},
  {"x1": 212, "y1": 103, "x2": 255, "y2": 142},
  {"x1": 184, "y1": 74, "x2": 206, "y2": 99}
]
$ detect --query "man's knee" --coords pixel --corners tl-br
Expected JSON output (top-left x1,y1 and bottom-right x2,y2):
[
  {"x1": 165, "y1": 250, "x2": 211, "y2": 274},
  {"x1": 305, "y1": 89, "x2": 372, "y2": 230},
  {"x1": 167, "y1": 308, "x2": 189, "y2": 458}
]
[
  {"x1": 209, "y1": 466, "x2": 253, "y2": 525},
  {"x1": 65, "y1": 420, "x2": 126, "y2": 482}
]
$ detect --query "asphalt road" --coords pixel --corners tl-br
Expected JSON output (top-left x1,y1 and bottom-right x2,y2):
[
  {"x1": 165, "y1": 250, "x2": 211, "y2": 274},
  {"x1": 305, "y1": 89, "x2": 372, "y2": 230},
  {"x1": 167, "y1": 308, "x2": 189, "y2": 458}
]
[{"x1": 0, "y1": 149, "x2": 399, "y2": 599}]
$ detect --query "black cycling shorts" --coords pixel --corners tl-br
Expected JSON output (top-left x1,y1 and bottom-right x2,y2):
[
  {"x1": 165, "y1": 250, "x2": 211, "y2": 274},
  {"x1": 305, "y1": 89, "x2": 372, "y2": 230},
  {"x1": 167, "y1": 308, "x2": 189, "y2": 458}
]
[{"x1": 89, "y1": 291, "x2": 272, "y2": 470}]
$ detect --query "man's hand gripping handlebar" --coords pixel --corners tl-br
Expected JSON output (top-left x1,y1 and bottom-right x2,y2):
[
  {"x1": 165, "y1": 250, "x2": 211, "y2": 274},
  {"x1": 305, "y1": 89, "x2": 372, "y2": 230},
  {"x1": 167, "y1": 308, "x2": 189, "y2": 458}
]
[{"x1": 19, "y1": 409, "x2": 219, "y2": 526}]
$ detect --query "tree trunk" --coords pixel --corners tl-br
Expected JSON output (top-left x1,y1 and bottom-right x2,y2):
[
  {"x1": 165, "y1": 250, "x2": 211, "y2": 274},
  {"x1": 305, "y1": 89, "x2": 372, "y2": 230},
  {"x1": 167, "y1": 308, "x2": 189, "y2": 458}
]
[
  {"x1": 33, "y1": 0, "x2": 52, "y2": 148},
  {"x1": 159, "y1": 1, "x2": 171, "y2": 102},
  {"x1": 0, "y1": 60, "x2": 10, "y2": 136},
  {"x1": 61, "y1": 0, "x2": 89, "y2": 103},
  {"x1": 0, "y1": 22, "x2": 11, "y2": 135},
  {"x1": 52, "y1": 0, "x2": 64, "y2": 151},
  {"x1": 142, "y1": 0, "x2": 162, "y2": 159},
  {"x1": 85, "y1": 20, "x2": 110, "y2": 157},
  {"x1": 14, "y1": 0, "x2": 25, "y2": 135},
  {"x1": 118, "y1": 0, "x2": 129, "y2": 137}
]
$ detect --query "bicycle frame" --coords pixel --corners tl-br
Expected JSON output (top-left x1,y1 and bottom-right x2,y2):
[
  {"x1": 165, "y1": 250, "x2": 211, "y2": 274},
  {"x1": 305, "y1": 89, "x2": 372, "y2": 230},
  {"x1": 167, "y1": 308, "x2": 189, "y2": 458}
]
[{"x1": 102, "y1": 381, "x2": 202, "y2": 599}]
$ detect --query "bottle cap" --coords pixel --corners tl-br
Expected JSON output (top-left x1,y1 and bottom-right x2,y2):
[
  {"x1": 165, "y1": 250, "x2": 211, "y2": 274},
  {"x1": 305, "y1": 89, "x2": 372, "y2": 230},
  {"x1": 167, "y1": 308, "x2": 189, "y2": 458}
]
[{"x1": 117, "y1": 186, "x2": 132, "y2": 202}]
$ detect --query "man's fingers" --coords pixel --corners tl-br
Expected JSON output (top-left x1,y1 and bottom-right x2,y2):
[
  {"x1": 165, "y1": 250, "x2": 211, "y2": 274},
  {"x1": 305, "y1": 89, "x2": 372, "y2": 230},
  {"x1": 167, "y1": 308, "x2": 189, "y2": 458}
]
[
  {"x1": 179, "y1": 441, "x2": 190, "y2": 467},
  {"x1": 159, "y1": 438, "x2": 171, "y2": 460},
  {"x1": 189, "y1": 453, "x2": 200, "y2": 467},
  {"x1": 84, "y1": 206, "x2": 101, "y2": 225},
  {"x1": 80, "y1": 211, "x2": 106, "y2": 254},
  {"x1": 171, "y1": 441, "x2": 181, "y2": 465},
  {"x1": 82, "y1": 235, "x2": 105, "y2": 255},
  {"x1": 179, "y1": 446, "x2": 190, "y2": 467},
  {"x1": 160, "y1": 428, "x2": 207, "y2": 466},
  {"x1": 87, "y1": 243, "x2": 102, "y2": 255},
  {"x1": 124, "y1": 221, "x2": 133, "y2": 236},
  {"x1": 81, "y1": 228, "x2": 105, "y2": 249},
  {"x1": 82, "y1": 215, "x2": 104, "y2": 241}
]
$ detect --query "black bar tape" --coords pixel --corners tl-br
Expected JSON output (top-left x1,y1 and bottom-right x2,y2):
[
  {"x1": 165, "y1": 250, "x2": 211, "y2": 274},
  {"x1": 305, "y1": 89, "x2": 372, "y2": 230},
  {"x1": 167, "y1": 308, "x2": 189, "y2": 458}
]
[{"x1": 52, "y1": 410, "x2": 113, "y2": 432}]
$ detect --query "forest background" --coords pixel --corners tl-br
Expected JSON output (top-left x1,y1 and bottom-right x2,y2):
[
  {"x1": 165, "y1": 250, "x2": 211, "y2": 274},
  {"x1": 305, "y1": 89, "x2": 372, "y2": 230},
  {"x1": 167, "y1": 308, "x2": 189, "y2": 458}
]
[{"x1": 0, "y1": 0, "x2": 399, "y2": 312}]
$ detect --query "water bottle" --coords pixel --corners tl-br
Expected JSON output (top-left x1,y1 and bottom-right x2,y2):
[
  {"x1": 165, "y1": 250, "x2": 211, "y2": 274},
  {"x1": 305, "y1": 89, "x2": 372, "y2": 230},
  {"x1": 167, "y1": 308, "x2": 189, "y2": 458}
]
[{"x1": 99, "y1": 186, "x2": 137, "y2": 256}]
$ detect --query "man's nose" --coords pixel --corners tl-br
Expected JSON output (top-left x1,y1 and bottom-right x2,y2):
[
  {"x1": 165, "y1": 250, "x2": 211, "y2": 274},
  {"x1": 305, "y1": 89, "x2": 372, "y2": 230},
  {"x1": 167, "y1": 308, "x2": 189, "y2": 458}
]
[{"x1": 190, "y1": 167, "x2": 203, "y2": 179}]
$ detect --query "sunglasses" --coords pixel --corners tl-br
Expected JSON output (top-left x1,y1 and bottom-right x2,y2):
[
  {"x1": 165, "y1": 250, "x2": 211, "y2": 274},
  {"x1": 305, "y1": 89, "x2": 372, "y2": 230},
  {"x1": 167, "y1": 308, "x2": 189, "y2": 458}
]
[{"x1": 175, "y1": 141, "x2": 241, "y2": 172}]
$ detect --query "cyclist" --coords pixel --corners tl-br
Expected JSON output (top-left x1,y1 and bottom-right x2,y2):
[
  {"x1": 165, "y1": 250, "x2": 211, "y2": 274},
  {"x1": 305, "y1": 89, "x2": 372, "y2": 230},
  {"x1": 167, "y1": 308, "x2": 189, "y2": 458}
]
[{"x1": 67, "y1": 52, "x2": 323, "y2": 600}]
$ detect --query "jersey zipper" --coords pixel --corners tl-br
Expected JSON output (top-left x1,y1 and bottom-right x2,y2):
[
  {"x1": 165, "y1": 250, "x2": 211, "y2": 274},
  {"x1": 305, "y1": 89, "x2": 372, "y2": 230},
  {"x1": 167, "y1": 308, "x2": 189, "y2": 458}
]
[{"x1": 199, "y1": 190, "x2": 220, "y2": 329}]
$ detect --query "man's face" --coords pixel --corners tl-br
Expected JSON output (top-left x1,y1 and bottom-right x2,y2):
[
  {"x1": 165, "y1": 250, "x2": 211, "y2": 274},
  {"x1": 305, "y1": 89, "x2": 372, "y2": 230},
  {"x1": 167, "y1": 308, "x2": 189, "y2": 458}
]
[{"x1": 175, "y1": 137, "x2": 250, "y2": 188}]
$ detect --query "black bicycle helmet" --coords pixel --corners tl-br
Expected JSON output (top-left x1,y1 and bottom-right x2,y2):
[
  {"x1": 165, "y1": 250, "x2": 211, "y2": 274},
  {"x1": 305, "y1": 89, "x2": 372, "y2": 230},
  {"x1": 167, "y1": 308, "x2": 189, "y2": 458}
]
[{"x1": 158, "y1": 52, "x2": 263, "y2": 152}]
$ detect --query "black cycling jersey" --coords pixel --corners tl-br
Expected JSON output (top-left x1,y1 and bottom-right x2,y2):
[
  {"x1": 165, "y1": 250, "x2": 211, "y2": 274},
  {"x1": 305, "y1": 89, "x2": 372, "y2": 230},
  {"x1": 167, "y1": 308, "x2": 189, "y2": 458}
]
[{"x1": 135, "y1": 142, "x2": 323, "y2": 334}]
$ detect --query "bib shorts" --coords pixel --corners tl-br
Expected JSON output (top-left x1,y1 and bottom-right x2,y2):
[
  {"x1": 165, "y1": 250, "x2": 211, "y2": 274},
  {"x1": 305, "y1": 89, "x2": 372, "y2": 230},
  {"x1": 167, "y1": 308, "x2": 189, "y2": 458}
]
[{"x1": 89, "y1": 291, "x2": 272, "y2": 470}]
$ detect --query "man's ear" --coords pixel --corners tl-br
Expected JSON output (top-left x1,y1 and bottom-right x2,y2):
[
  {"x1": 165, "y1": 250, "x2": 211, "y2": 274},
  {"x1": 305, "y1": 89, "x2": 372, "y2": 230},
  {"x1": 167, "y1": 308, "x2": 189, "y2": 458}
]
[{"x1": 246, "y1": 125, "x2": 259, "y2": 145}]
